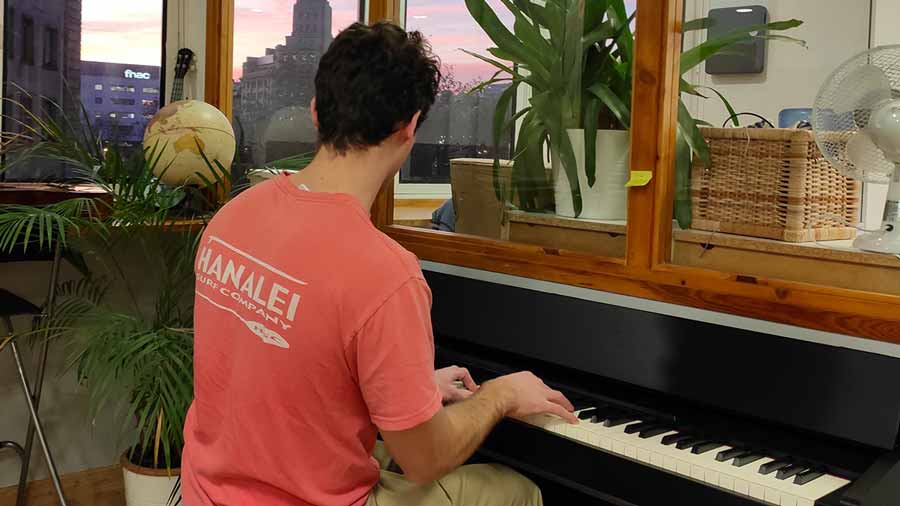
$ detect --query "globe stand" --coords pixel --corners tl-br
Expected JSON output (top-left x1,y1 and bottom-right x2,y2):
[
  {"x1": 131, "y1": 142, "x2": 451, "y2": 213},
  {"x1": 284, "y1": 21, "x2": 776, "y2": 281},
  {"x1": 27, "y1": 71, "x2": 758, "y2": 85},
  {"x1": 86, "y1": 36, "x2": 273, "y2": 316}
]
[{"x1": 853, "y1": 169, "x2": 900, "y2": 254}]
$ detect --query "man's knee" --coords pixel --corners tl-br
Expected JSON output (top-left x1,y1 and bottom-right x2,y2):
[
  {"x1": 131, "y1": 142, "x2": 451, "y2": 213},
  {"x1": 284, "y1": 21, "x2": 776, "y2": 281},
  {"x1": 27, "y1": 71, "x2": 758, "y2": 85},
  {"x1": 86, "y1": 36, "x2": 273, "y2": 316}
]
[
  {"x1": 446, "y1": 464, "x2": 542, "y2": 506},
  {"x1": 492, "y1": 465, "x2": 542, "y2": 505}
]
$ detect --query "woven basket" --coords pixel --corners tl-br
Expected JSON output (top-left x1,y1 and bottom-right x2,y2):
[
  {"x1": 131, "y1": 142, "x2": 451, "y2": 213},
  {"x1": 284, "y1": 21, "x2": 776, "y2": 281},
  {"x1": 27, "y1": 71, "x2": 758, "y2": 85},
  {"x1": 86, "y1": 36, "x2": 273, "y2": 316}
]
[{"x1": 690, "y1": 128, "x2": 861, "y2": 242}]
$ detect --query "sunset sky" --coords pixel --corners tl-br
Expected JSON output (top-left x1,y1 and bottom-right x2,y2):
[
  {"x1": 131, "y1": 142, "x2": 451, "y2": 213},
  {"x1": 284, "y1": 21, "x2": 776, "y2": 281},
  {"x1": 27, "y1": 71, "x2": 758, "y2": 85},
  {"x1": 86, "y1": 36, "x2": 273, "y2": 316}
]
[{"x1": 81, "y1": 0, "x2": 635, "y2": 84}]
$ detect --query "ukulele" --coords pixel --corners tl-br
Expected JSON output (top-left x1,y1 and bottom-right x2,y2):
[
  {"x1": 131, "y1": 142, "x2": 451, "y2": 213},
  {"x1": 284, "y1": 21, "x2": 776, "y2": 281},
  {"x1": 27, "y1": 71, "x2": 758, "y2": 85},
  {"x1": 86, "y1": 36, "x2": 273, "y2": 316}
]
[{"x1": 170, "y1": 48, "x2": 195, "y2": 103}]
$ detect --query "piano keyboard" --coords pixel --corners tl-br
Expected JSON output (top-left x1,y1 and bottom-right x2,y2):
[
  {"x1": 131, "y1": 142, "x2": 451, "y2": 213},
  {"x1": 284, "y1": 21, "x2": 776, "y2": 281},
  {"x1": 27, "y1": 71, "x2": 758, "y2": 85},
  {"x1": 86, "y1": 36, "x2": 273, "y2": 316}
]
[{"x1": 522, "y1": 407, "x2": 850, "y2": 506}]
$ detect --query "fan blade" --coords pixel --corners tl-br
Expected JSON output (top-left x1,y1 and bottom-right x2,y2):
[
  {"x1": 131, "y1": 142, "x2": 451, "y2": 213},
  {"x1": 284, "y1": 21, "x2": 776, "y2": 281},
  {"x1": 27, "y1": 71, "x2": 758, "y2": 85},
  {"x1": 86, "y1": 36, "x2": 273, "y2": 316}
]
[
  {"x1": 867, "y1": 99, "x2": 900, "y2": 163},
  {"x1": 834, "y1": 64, "x2": 892, "y2": 129},
  {"x1": 846, "y1": 130, "x2": 892, "y2": 176}
]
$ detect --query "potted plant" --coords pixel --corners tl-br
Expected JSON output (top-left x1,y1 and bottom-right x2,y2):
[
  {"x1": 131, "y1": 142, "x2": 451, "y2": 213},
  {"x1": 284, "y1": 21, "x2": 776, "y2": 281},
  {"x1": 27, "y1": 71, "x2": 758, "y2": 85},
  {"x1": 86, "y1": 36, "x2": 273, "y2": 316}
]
[
  {"x1": 464, "y1": 0, "x2": 803, "y2": 225},
  {"x1": 0, "y1": 91, "x2": 232, "y2": 506}
]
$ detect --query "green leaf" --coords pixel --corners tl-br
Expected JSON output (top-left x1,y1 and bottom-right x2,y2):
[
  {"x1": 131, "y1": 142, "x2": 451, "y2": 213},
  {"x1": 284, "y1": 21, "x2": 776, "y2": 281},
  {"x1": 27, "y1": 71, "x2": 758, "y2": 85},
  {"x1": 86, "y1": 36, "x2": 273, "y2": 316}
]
[
  {"x1": 583, "y1": 96, "x2": 601, "y2": 188},
  {"x1": 502, "y1": 0, "x2": 554, "y2": 58},
  {"x1": 460, "y1": 49, "x2": 519, "y2": 79},
  {"x1": 607, "y1": 3, "x2": 634, "y2": 62},
  {"x1": 680, "y1": 79, "x2": 706, "y2": 97},
  {"x1": 491, "y1": 85, "x2": 518, "y2": 200},
  {"x1": 464, "y1": 0, "x2": 551, "y2": 83},
  {"x1": 683, "y1": 17, "x2": 711, "y2": 32},
  {"x1": 680, "y1": 19, "x2": 803, "y2": 74},
  {"x1": 695, "y1": 86, "x2": 740, "y2": 127},
  {"x1": 584, "y1": 0, "x2": 609, "y2": 34},
  {"x1": 582, "y1": 21, "x2": 617, "y2": 51},
  {"x1": 561, "y1": 0, "x2": 586, "y2": 128},
  {"x1": 677, "y1": 99, "x2": 710, "y2": 168},
  {"x1": 674, "y1": 135, "x2": 693, "y2": 230},
  {"x1": 531, "y1": 2, "x2": 564, "y2": 50},
  {"x1": 588, "y1": 83, "x2": 631, "y2": 129}
]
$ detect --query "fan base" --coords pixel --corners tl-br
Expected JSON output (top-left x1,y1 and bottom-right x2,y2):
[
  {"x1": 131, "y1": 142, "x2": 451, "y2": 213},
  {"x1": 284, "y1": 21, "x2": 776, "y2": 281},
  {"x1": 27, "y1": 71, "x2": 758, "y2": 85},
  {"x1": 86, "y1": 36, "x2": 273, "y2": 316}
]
[{"x1": 853, "y1": 226, "x2": 900, "y2": 254}]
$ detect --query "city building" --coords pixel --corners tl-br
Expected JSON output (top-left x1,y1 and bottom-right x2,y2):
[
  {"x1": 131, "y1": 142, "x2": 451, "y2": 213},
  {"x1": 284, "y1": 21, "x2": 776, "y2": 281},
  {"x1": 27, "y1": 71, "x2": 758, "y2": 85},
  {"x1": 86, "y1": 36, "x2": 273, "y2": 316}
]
[
  {"x1": 235, "y1": 0, "x2": 333, "y2": 165},
  {"x1": 79, "y1": 61, "x2": 162, "y2": 145},
  {"x1": 3, "y1": 0, "x2": 81, "y2": 180}
]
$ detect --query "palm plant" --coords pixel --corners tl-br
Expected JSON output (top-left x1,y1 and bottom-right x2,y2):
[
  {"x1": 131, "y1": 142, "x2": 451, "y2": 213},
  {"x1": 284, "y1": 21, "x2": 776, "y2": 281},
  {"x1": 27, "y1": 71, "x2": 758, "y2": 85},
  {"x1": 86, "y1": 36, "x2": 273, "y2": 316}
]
[
  {"x1": 465, "y1": 0, "x2": 803, "y2": 223},
  {"x1": 0, "y1": 89, "x2": 230, "y2": 472}
]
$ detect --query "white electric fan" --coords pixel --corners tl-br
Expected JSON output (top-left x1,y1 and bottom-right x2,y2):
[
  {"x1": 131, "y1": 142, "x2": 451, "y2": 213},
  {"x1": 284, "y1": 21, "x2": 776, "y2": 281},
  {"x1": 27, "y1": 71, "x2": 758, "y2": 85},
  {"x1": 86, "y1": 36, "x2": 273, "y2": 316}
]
[{"x1": 813, "y1": 45, "x2": 900, "y2": 254}]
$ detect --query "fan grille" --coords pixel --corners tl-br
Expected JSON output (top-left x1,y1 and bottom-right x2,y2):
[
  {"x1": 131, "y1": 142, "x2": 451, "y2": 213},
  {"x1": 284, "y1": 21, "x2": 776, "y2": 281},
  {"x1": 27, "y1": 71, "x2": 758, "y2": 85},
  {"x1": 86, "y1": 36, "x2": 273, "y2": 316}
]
[{"x1": 812, "y1": 45, "x2": 900, "y2": 184}]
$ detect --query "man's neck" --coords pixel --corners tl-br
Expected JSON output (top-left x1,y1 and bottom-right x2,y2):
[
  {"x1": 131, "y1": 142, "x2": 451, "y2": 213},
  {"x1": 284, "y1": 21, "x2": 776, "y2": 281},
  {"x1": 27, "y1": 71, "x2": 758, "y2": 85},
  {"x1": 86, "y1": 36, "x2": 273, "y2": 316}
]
[{"x1": 287, "y1": 145, "x2": 397, "y2": 212}]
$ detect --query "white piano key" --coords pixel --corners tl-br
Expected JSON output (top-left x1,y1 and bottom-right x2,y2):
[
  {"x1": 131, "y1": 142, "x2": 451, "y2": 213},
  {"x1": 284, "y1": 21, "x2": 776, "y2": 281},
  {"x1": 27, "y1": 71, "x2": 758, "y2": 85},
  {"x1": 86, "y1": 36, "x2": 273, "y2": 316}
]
[
  {"x1": 519, "y1": 413, "x2": 848, "y2": 506},
  {"x1": 780, "y1": 495, "x2": 797, "y2": 506},
  {"x1": 750, "y1": 483, "x2": 766, "y2": 501},
  {"x1": 720, "y1": 456, "x2": 784, "y2": 506},
  {"x1": 790, "y1": 474, "x2": 851, "y2": 504},
  {"x1": 719, "y1": 474, "x2": 734, "y2": 491},
  {"x1": 692, "y1": 466, "x2": 706, "y2": 481},
  {"x1": 636, "y1": 447, "x2": 651, "y2": 463}
]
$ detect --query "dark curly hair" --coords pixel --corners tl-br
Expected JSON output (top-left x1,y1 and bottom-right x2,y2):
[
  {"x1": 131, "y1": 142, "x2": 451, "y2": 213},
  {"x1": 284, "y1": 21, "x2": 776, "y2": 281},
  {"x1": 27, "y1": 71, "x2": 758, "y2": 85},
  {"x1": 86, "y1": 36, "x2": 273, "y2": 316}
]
[{"x1": 313, "y1": 22, "x2": 441, "y2": 153}]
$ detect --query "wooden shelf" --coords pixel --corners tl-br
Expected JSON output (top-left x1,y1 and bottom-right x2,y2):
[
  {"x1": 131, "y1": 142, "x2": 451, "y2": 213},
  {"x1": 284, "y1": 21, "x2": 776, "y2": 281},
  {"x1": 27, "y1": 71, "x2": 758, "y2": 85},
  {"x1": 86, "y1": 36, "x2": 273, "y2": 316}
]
[
  {"x1": 505, "y1": 211, "x2": 627, "y2": 258},
  {"x1": 497, "y1": 211, "x2": 900, "y2": 296},
  {"x1": 394, "y1": 199, "x2": 443, "y2": 228}
]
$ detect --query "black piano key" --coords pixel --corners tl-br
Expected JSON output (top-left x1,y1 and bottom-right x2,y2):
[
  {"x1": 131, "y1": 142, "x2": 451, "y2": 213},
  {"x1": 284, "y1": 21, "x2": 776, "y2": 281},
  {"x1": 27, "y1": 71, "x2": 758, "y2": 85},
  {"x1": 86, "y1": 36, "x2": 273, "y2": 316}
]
[
  {"x1": 624, "y1": 421, "x2": 657, "y2": 435},
  {"x1": 776, "y1": 464, "x2": 808, "y2": 481},
  {"x1": 639, "y1": 426, "x2": 672, "y2": 439},
  {"x1": 570, "y1": 398, "x2": 594, "y2": 412},
  {"x1": 715, "y1": 447, "x2": 746, "y2": 462},
  {"x1": 691, "y1": 442, "x2": 724, "y2": 455},
  {"x1": 577, "y1": 408, "x2": 598, "y2": 421},
  {"x1": 733, "y1": 453, "x2": 765, "y2": 467},
  {"x1": 589, "y1": 406, "x2": 618, "y2": 423},
  {"x1": 675, "y1": 437, "x2": 705, "y2": 450},
  {"x1": 661, "y1": 433, "x2": 693, "y2": 446},
  {"x1": 759, "y1": 459, "x2": 792, "y2": 475},
  {"x1": 603, "y1": 415, "x2": 637, "y2": 428},
  {"x1": 794, "y1": 468, "x2": 825, "y2": 486}
]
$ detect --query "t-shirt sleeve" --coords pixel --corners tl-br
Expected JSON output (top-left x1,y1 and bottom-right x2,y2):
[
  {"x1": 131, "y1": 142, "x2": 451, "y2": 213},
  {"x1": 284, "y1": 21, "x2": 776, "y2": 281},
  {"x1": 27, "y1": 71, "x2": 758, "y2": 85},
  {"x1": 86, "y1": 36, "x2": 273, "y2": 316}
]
[{"x1": 354, "y1": 277, "x2": 442, "y2": 432}]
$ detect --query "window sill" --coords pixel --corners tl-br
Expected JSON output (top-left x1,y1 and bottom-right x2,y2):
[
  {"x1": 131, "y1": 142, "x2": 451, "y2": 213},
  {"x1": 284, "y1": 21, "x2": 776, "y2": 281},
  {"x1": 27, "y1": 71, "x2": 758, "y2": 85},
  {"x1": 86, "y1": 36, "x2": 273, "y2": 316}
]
[
  {"x1": 479, "y1": 209, "x2": 900, "y2": 296},
  {"x1": 393, "y1": 199, "x2": 442, "y2": 228}
]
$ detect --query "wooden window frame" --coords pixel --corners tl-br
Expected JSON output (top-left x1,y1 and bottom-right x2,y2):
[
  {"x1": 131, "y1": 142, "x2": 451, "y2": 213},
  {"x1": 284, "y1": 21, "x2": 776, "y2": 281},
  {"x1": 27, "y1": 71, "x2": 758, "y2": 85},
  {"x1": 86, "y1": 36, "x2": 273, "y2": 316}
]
[{"x1": 204, "y1": 0, "x2": 900, "y2": 343}]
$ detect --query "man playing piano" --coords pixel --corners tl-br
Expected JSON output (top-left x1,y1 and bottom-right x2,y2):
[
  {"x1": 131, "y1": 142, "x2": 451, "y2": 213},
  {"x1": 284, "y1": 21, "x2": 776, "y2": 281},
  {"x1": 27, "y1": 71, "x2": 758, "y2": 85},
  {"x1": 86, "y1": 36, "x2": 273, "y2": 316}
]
[{"x1": 182, "y1": 21, "x2": 578, "y2": 506}]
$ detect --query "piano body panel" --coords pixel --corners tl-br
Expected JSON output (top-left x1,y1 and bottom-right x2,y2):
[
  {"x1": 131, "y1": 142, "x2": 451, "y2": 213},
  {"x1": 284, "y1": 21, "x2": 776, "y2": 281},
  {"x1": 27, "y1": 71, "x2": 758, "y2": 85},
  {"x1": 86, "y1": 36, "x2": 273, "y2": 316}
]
[{"x1": 424, "y1": 271, "x2": 900, "y2": 450}]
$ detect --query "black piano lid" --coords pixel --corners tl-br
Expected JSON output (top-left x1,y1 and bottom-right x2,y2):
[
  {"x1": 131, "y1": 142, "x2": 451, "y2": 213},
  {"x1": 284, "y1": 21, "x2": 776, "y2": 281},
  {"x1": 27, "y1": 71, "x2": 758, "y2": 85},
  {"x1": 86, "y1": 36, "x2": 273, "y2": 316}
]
[{"x1": 424, "y1": 270, "x2": 900, "y2": 450}]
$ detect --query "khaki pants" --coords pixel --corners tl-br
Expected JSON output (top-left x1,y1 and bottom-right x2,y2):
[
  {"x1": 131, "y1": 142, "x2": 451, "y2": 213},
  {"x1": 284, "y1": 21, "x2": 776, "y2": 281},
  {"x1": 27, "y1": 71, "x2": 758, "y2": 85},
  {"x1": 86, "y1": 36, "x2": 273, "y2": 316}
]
[{"x1": 367, "y1": 442, "x2": 543, "y2": 506}]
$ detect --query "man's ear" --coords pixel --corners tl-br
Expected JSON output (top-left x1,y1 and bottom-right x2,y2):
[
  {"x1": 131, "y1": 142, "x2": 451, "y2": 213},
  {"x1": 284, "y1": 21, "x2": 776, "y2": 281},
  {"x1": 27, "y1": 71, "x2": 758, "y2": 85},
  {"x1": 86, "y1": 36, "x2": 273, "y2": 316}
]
[
  {"x1": 401, "y1": 111, "x2": 422, "y2": 141},
  {"x1": 310, "y1": 97, "x2": 319, "y2": 130}
]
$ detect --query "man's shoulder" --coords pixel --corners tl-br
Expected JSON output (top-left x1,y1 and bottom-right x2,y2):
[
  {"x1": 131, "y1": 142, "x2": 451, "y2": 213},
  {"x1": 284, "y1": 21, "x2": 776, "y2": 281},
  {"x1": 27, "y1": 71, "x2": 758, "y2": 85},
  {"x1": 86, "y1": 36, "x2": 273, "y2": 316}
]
[{"x1": 360, "y1": 227, "x2": 424, "y2": 283}]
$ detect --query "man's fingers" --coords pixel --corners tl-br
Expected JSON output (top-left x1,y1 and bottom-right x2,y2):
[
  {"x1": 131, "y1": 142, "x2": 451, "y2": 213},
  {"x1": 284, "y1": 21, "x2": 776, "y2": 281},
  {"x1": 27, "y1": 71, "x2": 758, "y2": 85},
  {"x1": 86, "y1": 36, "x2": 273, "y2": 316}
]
[
  {"x1": 459, "y1": 369, "x2": 479, "y2": 392},
  {"x1": 456, "y1": 388, "x2": 474, "y2": 401},
  {"x1": 547, "y1": 389, "x2": 575, "y2": 412},
  {"x1": 546, "y1": 402, "x2": 579, "y2": 424}
]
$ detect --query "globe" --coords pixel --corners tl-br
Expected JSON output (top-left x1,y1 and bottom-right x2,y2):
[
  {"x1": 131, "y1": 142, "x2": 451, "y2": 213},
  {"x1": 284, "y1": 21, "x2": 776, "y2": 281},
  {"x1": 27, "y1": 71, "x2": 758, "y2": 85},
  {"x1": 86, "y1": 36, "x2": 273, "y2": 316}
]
[{"x1": 143, "y1": 100, "x2": 236, "y2": 185}]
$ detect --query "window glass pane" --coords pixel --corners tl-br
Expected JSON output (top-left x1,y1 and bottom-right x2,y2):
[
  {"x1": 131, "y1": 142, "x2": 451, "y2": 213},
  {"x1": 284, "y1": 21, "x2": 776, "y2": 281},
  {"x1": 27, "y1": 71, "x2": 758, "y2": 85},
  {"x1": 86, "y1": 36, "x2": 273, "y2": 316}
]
[
  {"x1": 401, "y1": 0, "x2": 515, "y2": 187},
  {"x1": 2, "y1": 0, "x2": 163, "y2": 180},
  {"x1": 392, "y1": 0, "x2": 634, "y2": 262},
  {"x1": 232, "y1": 0, "x2": 363, "y2": 184},
  {"x1": 670, "y1": 2, "x2": 900, "y2": 295}
]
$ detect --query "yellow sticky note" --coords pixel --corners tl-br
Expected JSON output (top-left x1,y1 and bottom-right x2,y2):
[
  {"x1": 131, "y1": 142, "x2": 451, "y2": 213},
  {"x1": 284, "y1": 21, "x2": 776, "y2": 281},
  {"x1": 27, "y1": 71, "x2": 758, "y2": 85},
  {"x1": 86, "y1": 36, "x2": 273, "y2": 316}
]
[{"x1": 625, "y1": 170, "x2": 653, "y2": 187}]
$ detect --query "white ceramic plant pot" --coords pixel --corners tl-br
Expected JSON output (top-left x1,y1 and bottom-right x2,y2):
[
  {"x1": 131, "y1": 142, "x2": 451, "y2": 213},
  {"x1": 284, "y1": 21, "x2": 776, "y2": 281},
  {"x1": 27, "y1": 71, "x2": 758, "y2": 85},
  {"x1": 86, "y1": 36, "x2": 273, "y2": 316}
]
[
  {"x1": 122, "y1": 454, "x2": 181, "y2": 506},
  {"x1": 553, "y1": 129, "x2": 630, "y2": 220}
]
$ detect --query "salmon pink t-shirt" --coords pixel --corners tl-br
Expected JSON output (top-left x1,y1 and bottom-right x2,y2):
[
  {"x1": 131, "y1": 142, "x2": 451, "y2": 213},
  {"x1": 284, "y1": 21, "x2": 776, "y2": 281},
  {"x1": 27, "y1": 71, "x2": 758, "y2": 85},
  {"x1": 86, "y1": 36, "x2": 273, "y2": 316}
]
[{"x1": 182, "y1": 174, "x2": 442, "y2": 506}]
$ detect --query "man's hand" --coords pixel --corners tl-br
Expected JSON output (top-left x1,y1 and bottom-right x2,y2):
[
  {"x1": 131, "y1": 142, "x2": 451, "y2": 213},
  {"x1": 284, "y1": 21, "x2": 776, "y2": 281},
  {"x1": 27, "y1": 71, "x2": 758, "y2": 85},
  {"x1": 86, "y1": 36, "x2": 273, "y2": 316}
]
[
  {"x1": 486, "y1": 371, "x2": 578, "y2": 424},
  {"x1": 434, "y1": 365, "x2": 478, "y2": 404}
]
